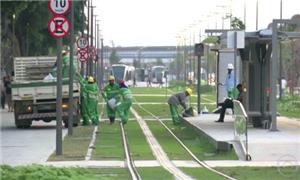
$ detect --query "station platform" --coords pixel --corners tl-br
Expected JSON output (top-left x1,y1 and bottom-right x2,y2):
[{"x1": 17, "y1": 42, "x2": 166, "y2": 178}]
[{"x1": 183, "y1": 114, "x2": 300, "y2": 162}]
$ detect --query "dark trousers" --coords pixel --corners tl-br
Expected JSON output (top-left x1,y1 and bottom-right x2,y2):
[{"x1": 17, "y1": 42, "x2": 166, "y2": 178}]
[
  {"x1": 218, "y1": 98, "x2": 233, "y2": 122},
  {"x1": 1, "y1": 92, "x2": 5, "y2": 109}
]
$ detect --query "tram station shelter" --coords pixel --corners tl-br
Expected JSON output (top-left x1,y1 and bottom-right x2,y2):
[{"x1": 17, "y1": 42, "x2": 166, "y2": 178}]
[{"x1": 206, "y1": 19, "x2": 300, "y2": 130}]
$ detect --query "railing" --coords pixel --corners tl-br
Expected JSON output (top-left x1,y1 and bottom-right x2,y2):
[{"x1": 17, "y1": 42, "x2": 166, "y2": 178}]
[{"x1": 233, "y1": 100, "x2": 251, "y2": 161}]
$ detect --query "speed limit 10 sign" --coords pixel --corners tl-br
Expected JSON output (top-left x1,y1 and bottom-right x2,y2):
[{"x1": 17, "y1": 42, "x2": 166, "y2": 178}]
[
  {"x1": 48, "y1": 0, "x2": 72, "y2": 15},
  {"x1": 77, "y1": 36, "x2": 88, "y2": 49}
]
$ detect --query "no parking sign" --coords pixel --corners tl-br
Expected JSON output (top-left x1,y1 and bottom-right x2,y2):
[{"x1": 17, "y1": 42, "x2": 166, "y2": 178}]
[{"x1": 48, "y1": 16, "x2": 71, "y2": 38}]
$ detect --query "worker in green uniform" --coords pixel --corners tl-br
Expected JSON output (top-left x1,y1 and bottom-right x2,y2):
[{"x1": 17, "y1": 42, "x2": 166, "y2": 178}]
[
  {"x1": 77, "y1": 74, "x2": 90, "y2": 125},
  {"x1": 86, "y1": 76, "x2": 100, "y2": 125},
  {"x1": 168, "y1": 88, "x2": 192, "y2": 125},
  {"x1": 102, "y1": 76, "x2": 120, "y2": 124},
  {"x1": 116, "y1": 80, "x2": 132, "y2": 125}
]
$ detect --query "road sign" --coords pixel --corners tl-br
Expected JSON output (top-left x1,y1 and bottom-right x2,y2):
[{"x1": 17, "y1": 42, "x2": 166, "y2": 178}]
[
  {"x1": 77, "y1": 36, "x2": 88, "y2": 49},
  {"x1": 78, "y1": 49, "x2": 88, "y2": 62},
  {"x1": 48, "y1": 16, "x2": 71, "y2": 38},
  {"x1": 48, "y1": 0, "x2": 72, "y2": 15},
  {"x1": 88, "y1": 46, "x2": 96, "y2": 61}
]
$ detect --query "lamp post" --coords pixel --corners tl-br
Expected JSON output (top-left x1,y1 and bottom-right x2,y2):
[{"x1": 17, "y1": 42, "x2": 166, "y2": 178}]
[{"x1": 12, "y1": 14, "x2": 15, "y2": 70}]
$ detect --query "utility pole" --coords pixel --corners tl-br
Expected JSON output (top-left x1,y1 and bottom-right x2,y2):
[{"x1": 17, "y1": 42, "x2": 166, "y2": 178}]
[
  {"x1": 256, "y1": 0, "x2": 259, "y2": 30},
  {"x1": 100, "y1": 38, "x2": 104, "y2": 89},
  {"x1": 68, "y1": 0, "x2": 75, "y2": 135},
  {"x1": 89, "y1": 5, "x2": 96, "y2": 76}
]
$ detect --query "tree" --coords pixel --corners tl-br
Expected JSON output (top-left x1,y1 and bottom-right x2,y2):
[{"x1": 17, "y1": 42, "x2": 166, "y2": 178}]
[
  {"x1": 109, "y1": 49, "x2": 120, "y2": 65},
  {"x1": 231, "y1": 17, "x2": 245, "y2": 30},
  {"x1": 1, "y1": 1, "x2": 87, "y2": 73},
  {"x1": 155, "y1": 58, "x2": 164, "y2": 66}
]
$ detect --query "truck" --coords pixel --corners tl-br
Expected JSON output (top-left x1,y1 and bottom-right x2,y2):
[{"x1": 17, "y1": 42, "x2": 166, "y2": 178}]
[{"x1": 12, "y1": 56, "x2": 80, "y2": 128}]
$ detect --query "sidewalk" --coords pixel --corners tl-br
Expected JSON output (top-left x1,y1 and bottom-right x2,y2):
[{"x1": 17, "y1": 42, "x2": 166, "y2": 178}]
[{"x1": 184, "y1": 114, "x2": 300, "y2": 162}]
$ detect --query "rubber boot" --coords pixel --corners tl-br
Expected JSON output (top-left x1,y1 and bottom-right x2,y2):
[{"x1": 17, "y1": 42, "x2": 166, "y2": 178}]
[{"x1": 109, "y1": 117, "x2": 115, "y2": 124}]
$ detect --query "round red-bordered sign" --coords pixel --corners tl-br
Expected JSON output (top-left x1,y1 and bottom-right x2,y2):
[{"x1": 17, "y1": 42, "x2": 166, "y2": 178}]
[
  {"x1": 48, "y1": 0, "x2": 72, "y2": 15},
  {"x1": 78, "y1": 49, "x2": 88, "y2": 62},
  {"x1": 77, "y1": 36, "x2": 89, "y2": 49},
  {"x1": 48, "y1": 15, "x2": 71, "y2": 38}
]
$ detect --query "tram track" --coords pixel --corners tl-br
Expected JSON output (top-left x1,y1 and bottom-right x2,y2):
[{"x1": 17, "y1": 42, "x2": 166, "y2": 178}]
[
  {"x1": 120, "y1": 122, "x2": 141, "y2": 180},
  {"x1": 134, "y1": 102, "x2": 236, "y2": 180}
]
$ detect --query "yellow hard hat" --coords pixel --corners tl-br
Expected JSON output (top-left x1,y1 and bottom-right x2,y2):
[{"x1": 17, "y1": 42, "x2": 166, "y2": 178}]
[
  {"x1": 108, "y1": 75, "x2": 115, "y2": 81},
  {"x1": 186, "y1": 88, "x2": 192, "y2": 96},
  {"x1": 88, "y1": 76, "x2": 94, "y2": 83}
]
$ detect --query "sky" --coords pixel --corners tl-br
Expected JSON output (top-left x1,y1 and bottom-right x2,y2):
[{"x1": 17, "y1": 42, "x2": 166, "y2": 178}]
[{"x1": 93, "y1": 0, "x2": 300, "y2": 47}]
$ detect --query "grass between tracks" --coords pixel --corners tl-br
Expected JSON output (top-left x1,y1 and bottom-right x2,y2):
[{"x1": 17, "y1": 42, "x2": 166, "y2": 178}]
[
  {"x1": 92, "y1": 122, "x2": 124, "y2": 160},
  {"x1": 47, "y1": 126, "x2": 95, "y2": 161},
  {"x1": 124, "y1": 121, "x2": 155, "y2": 160},
  {"x1": 146, "y1": 121, "x2": 238, "y2": 160}
]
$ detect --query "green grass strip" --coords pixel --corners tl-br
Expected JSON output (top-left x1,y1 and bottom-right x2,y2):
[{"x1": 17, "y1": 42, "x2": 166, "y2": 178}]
[
  {"x1": 92, "y1": 122, "x2": 124, "y2": 160},
  {"x1": 137, "y1": 167, "x2": 174, "y2": 180},
  {"x1": 181, "y1": 167, "x2": 226, "y2": 180},
  {"x1": 48, "y1": 126, "x2": 95, "y2": 161},
  {"x1": 124, "y1": 121, "x2": 155, "y2": 160},
  {"x1": 0, "y1": 165, "x2": 130, "y2": 180},
  {"x1": 131, "y1": 87, "x2": 168, "y2": 94},
  {"x1": 164, "y1": 121, "x2": 238, "y2": 160},
  {"x1": 216, "y1": 166, "x2": 300, "y2": 180},
  {"x1": 146, "y1": 121, "x2": 193, "y2": 160}
]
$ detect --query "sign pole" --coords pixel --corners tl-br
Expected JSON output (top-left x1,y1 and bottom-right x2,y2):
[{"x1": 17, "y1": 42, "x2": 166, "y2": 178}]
[
  {"x1": 56, "y1": 38, "x2": 63, "y2": 155},
  {"x1": 68, "y1": 0, "x2": 74, "y2": 135}
]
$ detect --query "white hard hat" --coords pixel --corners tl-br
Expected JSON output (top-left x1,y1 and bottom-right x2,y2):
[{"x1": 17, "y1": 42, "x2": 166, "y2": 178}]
[{"x1": 227, "y1": 63, "x2": 234, "y2": 69}]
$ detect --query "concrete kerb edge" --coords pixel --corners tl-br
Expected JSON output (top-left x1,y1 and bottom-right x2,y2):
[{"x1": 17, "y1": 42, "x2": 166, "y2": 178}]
[{"x1": 181, "y1": 117, "x2": 232, "y2": 151}]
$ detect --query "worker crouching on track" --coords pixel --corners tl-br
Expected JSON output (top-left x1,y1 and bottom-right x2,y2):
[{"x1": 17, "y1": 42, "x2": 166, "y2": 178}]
[
  {"x1": 116, "y1": 80, "x2": 133, "y2": 125},
  {"x1": 102, "y1": 75, "x2": 120, "y2": 124},
  {"x1": 168, "y1": 88, "x2": 192, "y2": 125}
]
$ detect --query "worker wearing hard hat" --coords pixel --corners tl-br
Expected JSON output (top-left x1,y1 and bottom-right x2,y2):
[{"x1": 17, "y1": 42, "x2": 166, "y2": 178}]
[
  {"x1": 78, "y1": 74, "x2": 89, "y2": 125},
  {"x1": 116, "y1": 80, "x2": 133, "y2": 125},
  {"x1": 102, "y1": 75, "x2": 120, "y2": 124},
  {"x1": 77, "y1": 74, "x2": 99, "y2": 125},
  {"x1": 168, "y1": 88, "x2": 192, "y2": 125},
  {"x1": 85, "y1": 76, "x2": 100, "y2": 125},
  {"x1": 219, "y1": 63, "x2": 235, "y2": 99}
]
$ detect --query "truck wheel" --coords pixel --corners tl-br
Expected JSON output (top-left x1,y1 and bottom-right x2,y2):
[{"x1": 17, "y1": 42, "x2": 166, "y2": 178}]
[{"x1": 14, "y1": 102, "x2": 32, "y2": 128}]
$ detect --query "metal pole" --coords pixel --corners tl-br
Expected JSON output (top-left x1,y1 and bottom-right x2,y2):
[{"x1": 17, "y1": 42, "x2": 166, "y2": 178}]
[
  {"x1": 197, "y1": 54, "x2": 201, "y2": 114},
  {"x1": 68, "y1": 1, "x2": 74, "y2": 135},
  {"x1": 233, "y1": 31, "x2": 237, "y2": 89},
  {"x1": 206, "y1": 44, "x2": 209, "y2": 86},
  {"x1": 270, "y1": 20, "x2": 278, "y2": 131},
  {"x1": 256, "y1": 0, "x2": 258, "y2": 30},
  {"x1": 90, "y1": 6, "x2": 96, "y2": 76},
  {"x1": 100, "y1": 38, "x2": 104, "y2": 89},
  {"x1": 96, "y1": 23, "x2": 99, "y2": 87},
  {"x1": 279, "y1": 0, "x2": 283, "y2": 99},
  {"x1": 56, "y1": 39, "x2": 63, "y2": 155},
  {"x1": 86, "y1": 0, "x2": 90, "y2": 77}
]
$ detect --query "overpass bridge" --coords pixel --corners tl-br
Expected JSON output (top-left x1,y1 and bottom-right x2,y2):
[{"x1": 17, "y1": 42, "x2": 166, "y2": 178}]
[{"x1": 103, "y1": 46, "x2": 192, "y2": 62}]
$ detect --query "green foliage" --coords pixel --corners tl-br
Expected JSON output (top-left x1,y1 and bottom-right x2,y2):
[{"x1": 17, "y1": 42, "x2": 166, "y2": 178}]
[
  {"x1": 109, "y1": 49, "x2": 121, "y2": 64},
  {"x1": 202, "y1": 36, "x2": 219, "y2": 44},
  {"x1": 155, "y1": 58, "x2": 164, "y2": 66},
  {"x1": 0, "y1": 165, "x2": 130, "y2": 180},
  {"x1": 231, "y1": 17, "x2": 245, "y2": 30},
  {"x1": 277, "y1": 95, "x2": 300, "y2": 118}
]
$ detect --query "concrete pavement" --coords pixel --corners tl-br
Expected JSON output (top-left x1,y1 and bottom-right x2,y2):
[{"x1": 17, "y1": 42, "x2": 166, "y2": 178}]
[
  {"x1": 0, "y1": 109, "x2": 67, "y2": 165},
  {"x1": 184, "y1": 114, "x2": 300, "y2": 162}
]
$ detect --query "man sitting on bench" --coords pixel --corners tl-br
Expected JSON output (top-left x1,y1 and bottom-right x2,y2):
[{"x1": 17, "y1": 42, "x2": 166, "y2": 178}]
[{"x1": 215, "y1": 84, "x2": 244, "y2": 123}]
